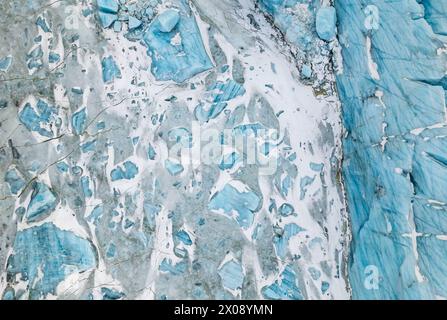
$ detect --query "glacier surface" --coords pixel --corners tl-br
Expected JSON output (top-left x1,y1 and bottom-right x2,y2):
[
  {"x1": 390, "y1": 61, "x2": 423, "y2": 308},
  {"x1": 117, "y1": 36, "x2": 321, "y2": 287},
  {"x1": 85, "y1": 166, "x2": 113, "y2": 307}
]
[
  {"x1": 336, "y1": 0, "x2": 447, "y2": 299},
  {"x1": 0, "y1": 0, "x2": 445, "y2": 300}
]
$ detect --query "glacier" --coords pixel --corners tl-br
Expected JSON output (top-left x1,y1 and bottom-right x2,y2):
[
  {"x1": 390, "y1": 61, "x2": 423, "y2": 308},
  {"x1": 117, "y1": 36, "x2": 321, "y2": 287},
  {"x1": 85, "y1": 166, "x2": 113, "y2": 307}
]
[
  {"x1": 0, "y1": 0, "x2": 445, "y2": 301},
  {"x1": 336, "y1": 0, "x2": 447, "y2": 299}
]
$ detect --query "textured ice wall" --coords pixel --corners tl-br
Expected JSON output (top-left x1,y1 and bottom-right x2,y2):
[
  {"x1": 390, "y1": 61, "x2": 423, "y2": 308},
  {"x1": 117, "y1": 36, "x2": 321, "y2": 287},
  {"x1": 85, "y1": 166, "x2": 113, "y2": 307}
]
[
  {"x1": 336, "y1": 0, "x2": 447, "y2": 299},
  {"x1": 0, "y1": 0, "x2": 348, "y2": 299}
]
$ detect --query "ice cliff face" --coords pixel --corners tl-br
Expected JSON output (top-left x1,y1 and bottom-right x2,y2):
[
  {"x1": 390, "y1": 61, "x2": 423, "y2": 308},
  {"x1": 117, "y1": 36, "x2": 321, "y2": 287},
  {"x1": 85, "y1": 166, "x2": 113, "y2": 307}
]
[{"x1": 0, "y1": 0, "x2": 445, "y2": 300}]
